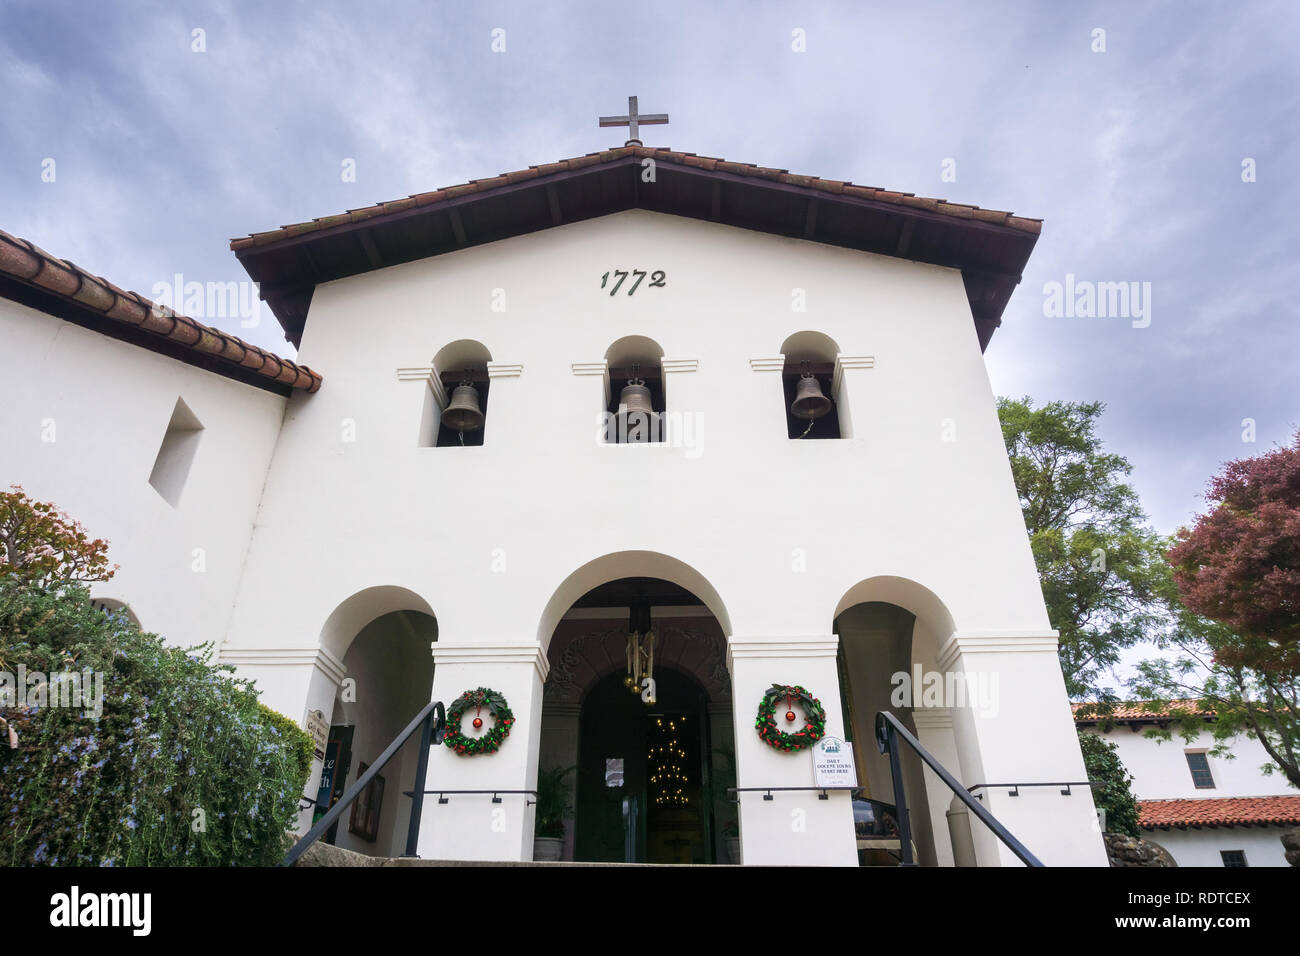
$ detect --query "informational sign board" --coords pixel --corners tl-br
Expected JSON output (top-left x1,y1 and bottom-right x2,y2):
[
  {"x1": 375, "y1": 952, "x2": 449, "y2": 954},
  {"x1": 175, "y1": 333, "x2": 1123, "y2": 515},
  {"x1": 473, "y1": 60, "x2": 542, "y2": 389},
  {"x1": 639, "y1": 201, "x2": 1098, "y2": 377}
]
[
  {"x1": 305, "y1": 709, "x2": 329, "y2": 760},
  {"x1": 812, "y1": 736, "x2": 858, "y2": 788}
]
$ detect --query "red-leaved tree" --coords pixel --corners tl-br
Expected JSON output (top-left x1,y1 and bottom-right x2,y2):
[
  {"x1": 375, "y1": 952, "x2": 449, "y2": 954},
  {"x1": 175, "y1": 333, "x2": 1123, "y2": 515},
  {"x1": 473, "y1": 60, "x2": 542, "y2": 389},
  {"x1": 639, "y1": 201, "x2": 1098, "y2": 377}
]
[
  {"x1": 0, "y1": 485, "x2": 117, "y2": 587},
  {"x1": 1167, "y1": 434, "x2": 1300, "y2": 672}
]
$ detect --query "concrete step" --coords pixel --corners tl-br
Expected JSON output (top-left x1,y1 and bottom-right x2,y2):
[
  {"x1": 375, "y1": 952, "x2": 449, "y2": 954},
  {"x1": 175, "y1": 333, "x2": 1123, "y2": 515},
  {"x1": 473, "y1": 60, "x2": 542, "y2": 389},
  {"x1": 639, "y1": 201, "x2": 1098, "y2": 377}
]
[{"x1": 290, "y1": 843, "x2": 739, "y2": 867}]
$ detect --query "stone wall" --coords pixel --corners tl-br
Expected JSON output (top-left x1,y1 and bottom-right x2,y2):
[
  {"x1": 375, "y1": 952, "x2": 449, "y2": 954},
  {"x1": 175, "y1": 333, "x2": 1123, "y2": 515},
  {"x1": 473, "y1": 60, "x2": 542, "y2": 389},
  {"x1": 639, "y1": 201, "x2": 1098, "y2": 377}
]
[{"x1": 1104, "y1": 832, "x2": 1177, "y2": 867}]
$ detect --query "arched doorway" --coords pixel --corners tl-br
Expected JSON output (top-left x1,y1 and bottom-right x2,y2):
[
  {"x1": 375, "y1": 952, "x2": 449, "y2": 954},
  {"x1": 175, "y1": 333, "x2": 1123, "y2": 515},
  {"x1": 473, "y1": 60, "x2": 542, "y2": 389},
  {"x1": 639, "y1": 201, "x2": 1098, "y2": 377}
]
[
  {"x1": 314, "y1": 588, "x2": 438, "y2": 857},
  {"x1": 576, "y1": 667, "x2": 713, "y2": 863},
  {"x1": 833, "y1": 577, "x2": 960, "y2": 866},
  {"x1": 538, "y1": 573, "x2": 735, "y2": 864}
]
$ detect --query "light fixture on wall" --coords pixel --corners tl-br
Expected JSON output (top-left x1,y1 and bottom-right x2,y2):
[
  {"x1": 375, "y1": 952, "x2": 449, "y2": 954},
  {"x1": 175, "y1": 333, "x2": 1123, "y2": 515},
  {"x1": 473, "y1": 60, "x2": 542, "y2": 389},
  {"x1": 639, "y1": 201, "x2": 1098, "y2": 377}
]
[
  {"x1": 790, "y1": 360, "x2": 832, "y2": 438},
  {"x1": 441, "y1": 368, "x2": 485, "y2": 444},
  {"x1": 624, "y1": 600, "x2": 656, "y2": 704}
]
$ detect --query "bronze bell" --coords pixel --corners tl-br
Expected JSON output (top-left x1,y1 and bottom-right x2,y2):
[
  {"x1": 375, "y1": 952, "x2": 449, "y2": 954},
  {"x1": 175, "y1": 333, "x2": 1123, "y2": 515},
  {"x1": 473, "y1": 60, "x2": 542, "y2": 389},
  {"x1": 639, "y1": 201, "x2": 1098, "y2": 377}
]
[
  {"x1": 791, "y1": 371, "x2": 832, "y2": 420},
  {"x1": 441, "y1": 379, "x2": 484, "y2": 432},
  {"x1": 615, "y1": 377, "x2": 658, "y2": 442}
]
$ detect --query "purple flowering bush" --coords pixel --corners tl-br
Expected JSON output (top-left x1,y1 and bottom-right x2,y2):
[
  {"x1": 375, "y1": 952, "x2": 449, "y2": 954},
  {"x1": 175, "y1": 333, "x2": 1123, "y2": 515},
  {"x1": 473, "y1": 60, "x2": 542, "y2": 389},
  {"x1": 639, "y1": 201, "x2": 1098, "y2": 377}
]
[{"x1": 0, "y1": 581, "x2": 313, "y2": 866}]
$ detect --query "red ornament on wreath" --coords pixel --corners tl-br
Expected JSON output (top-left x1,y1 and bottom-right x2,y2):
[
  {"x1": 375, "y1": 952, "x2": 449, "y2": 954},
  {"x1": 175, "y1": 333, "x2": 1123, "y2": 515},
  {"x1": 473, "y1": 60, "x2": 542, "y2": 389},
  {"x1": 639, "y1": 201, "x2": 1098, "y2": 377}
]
[
  {"x1": 445, "y1": 687, "x2": 515, "y2": 756},
  {"x1": 755, "y1": 683, "x2": 826, "y2": 753}
]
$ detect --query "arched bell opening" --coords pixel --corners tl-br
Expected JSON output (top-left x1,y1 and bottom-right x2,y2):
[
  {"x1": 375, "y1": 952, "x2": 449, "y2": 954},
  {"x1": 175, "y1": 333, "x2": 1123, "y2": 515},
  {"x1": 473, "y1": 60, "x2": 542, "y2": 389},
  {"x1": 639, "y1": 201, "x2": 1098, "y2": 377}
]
[
  {"x1": 538, "y1": 574, "x2": 735, "y2": 864},
  {"x1": 314, "y1": 592, "x2": 438, "y2": 858},
  {"x1": 780, "y1": 330, "x2": 844, "y2": 440},
  {"x1": 603, "y1": 335, "x2": 665, "y2": 444},
  {"x1": 425, "y1": 339, "x2": 492, "y2": 448}
]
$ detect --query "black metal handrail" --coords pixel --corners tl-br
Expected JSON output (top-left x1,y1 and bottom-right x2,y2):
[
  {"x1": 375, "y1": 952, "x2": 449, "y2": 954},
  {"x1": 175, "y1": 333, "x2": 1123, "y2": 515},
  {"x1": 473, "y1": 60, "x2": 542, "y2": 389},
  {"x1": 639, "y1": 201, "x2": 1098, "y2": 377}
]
[
  {"x1": 281, "y1": 700, "x2": 446, "y2": 866},
  {"x1": 969, "y1": 781, "x2": 1099, "y2": 797},
  {"x1": 875, "y1": 711, "x2": 1044, "y2": 867},
  {"x1": 727, "y1": 785, "x2": 862, "y2": 801},
  {"x1": 406, "y1": 789, "x2": 539, "y2": 805}
]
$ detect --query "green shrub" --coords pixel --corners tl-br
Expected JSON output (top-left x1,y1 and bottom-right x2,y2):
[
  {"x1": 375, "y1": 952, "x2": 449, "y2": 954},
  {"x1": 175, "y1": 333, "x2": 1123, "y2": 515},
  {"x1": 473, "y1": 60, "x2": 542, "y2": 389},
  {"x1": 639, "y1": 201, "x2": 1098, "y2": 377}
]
[
  {"x1": 1077, "y1": 729, "x2": 1141, "y2": 838},
  {"x1": 0, "y1": 580, "x2": 313, "y2": 866}
]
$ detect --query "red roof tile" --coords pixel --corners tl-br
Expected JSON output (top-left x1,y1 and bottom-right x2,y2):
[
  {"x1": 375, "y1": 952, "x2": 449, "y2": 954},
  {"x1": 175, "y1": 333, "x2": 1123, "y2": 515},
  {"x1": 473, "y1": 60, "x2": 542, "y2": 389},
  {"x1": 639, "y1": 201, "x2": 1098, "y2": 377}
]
[
  {"x1": 1072, "y1": 701, "x2": 1216, "y2": 722},
  {"x1": 1140, "y1": 796, "x2": 1300, "y2": 829},
  {"x1": 229, "y1": 145, "x2": 1041, "y2": 251},
  {"x1": 0, "y1": 229, "x2": 321, "y2": 394}
]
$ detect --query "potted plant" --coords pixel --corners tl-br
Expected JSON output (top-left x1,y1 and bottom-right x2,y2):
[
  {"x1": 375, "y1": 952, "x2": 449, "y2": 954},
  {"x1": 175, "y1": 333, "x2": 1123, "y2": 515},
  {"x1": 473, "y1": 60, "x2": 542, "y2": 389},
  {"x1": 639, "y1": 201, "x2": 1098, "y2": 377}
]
[{"x1": 533, "y1": 765, "x2": 574, "y2": 862}]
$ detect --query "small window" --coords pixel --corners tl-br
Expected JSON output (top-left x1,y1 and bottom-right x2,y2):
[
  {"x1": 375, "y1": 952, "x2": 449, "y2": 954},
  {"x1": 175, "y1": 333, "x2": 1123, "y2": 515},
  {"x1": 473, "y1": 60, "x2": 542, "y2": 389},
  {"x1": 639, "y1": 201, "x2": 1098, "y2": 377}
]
[
  {"x1": 602, "y1": 336, "x2": 666, "y2": 445},
  {"x1": 1185, "y1": 751, "x2": 1215, "y2": 789},
  {"x1": 1220, "y1": 850, "x2": 1247, "y2": 867},
  {"x1": 149, "y1": 397, "x2": 203, "y2": 507},
  {"x1": 778, "y1": 331, "x2": 845, "y2": 440}
]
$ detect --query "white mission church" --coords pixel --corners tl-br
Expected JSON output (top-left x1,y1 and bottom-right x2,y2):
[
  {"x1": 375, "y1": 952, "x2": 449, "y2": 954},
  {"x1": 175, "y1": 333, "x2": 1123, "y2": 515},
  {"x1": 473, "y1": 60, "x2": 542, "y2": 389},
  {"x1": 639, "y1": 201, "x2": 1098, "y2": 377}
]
[{"x1": 0, "y1": 104, "x2": 1108, "y2": 867}]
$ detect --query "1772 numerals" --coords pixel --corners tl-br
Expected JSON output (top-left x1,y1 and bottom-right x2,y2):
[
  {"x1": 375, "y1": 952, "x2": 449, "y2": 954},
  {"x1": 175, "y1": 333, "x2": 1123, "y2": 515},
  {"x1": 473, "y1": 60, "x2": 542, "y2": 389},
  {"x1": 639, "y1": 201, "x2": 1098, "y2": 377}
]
[{"x1": 600, "y1": 269, "x2": 666, "y2": 296}]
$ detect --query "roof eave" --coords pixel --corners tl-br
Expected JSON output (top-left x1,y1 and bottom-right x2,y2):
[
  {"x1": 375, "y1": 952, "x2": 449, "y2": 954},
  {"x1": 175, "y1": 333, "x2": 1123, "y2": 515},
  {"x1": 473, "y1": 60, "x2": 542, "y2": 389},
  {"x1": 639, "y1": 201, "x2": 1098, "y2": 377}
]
[{"x1": 232, "y1": 151, "x2": 1040, "y2": 351}]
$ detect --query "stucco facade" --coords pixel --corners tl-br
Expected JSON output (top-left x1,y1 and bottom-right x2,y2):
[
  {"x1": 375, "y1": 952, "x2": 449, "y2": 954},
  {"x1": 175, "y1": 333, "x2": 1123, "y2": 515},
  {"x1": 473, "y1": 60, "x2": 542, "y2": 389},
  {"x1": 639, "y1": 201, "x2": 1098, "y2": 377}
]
[{"x1": 2, "y1": 205, "x2": 1107, "y2": 866}]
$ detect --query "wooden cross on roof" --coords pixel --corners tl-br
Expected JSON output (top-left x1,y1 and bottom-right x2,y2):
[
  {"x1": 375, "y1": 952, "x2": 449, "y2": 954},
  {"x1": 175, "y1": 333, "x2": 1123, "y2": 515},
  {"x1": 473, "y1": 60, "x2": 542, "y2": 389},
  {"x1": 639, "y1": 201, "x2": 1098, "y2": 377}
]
[{"x1": 599, "y1": 95, "x2": 668, "y2": 146}]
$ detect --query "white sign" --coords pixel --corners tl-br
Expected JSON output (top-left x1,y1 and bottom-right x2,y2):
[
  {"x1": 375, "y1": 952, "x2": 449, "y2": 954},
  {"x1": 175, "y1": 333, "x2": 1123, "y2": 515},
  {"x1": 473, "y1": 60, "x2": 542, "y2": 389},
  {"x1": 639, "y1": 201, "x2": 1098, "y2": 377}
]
[
  {"x1": 305, "y1": 709, "x2": 329, "y2": 760},
  {"x1": 812, "y1": 736, "x2": 858, "y2": 788},
  {"x1": 605, "y1": 758, "x2": 625, "y2": 788}
]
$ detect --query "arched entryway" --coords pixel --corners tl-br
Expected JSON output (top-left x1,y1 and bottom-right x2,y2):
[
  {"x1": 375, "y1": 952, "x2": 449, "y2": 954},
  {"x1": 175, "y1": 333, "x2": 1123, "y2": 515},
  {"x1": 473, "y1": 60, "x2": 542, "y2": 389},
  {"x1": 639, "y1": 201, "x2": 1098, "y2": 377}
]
[
  {"x1": 833, "y1": 576, "x2": 960, "y2": 866},
  {"x1": 314, "y1": 587, "x2": 438, "y2": 857},
  {"x1": 537, "y1": 570, "x2": 736, "y2": 864}
]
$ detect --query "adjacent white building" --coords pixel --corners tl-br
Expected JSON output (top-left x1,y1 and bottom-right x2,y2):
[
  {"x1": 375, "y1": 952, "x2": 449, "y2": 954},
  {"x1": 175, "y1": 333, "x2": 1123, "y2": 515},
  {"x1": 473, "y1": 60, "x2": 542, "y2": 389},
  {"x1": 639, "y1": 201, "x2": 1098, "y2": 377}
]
[
  {"x1": 1076, "y1": 703, "x2": 1300, "y2": 867},
  {"x1": 1, "y1": 141, "x2": 1109, "y2": 866}
]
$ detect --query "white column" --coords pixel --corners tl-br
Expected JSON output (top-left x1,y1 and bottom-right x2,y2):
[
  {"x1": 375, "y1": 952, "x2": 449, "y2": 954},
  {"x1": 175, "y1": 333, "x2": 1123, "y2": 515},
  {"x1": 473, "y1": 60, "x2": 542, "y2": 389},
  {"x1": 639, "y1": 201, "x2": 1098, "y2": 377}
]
[
  {"x1": 220, "y1": 645, "x2": 347, "y2": 835},
  {"x1": 416, "y1": 641, "x2": 548, "y2": 861},
  {"x1": 727, "y1": 634, "x2": 857, "y2": 866},
  {"x1": 911, "y1": 708, "x2": 959, "y2": 866},
  {"x1": 938, "y1": 632, "x2": 1109, "y2": 866}
]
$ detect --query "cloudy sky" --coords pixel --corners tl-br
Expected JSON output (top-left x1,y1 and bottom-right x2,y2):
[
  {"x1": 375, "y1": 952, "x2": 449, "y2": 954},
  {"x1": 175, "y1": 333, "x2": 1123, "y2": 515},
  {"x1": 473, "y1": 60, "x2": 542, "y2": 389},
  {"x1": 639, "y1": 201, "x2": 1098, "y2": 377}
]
[{"x1": 2, "y1": 0, "x2": 1296, "y2": 536}]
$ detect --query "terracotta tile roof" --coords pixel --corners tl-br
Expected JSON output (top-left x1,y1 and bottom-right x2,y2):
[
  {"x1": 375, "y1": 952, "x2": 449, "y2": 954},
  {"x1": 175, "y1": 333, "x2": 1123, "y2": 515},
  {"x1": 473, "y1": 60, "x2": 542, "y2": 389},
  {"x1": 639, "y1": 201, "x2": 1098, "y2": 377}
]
[
  {"x1": 0, "y1": 229, "x2": 321, "y2": 394},
  {"x1": 1073, "y1": 701, "x2": 1217, "y2": 722},
  {"x1": 230, "y1": 145, "x2": 1042, "y2": 251},
  {"x1": 1140, "y1": 795, "x2": 1300, "y2": 829}
]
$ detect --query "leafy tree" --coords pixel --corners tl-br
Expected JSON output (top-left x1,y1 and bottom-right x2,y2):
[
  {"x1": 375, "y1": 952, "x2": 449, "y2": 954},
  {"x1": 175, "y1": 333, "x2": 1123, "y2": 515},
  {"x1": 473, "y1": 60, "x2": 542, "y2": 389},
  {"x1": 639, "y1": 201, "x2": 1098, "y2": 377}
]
[
  {"x1": 997, "y1": 398, "x2": 1169, "y2": 698},
  {"x1": 1130, "y1": 435, "x2": 1300, "y2": 790},
  {"x1": 1167, "y1": 433, "x2": 1300, "y2": 670},
  {"x1": 0, "y1": 485, "x2": 117, "y2": 587},
  {"x1": 1076, "y1": 730, "x2": 1141, "y2": 838},
  {"x1": 1129, "y1": 591, "x2": 1300, "y2": 790}
]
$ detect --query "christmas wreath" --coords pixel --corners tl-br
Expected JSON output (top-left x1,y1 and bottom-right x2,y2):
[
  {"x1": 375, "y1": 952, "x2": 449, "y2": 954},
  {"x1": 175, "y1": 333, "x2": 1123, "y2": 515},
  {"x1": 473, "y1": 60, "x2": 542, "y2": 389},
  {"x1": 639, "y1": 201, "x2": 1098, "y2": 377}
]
[
  {"x1": 445, "y1": 687, "x2": 515, "y2": 756},
  {"x1": 755, "y1": 683, "x2": 826, "y2": 752}
]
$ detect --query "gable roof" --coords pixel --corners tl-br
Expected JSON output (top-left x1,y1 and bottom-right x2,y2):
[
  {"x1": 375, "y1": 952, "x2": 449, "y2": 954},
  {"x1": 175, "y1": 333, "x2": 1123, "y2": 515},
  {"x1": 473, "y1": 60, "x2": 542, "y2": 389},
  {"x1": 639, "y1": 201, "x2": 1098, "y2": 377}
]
[
  {"x1": 0, "y1": 229, "x2": 321, "y2": 395},
  {"x1": 1140, "y1": 795, "x2": 1300, "y2": 829},
  {"x1": 231, "y1": 146, "x2": 1042, "y2": 350}
]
